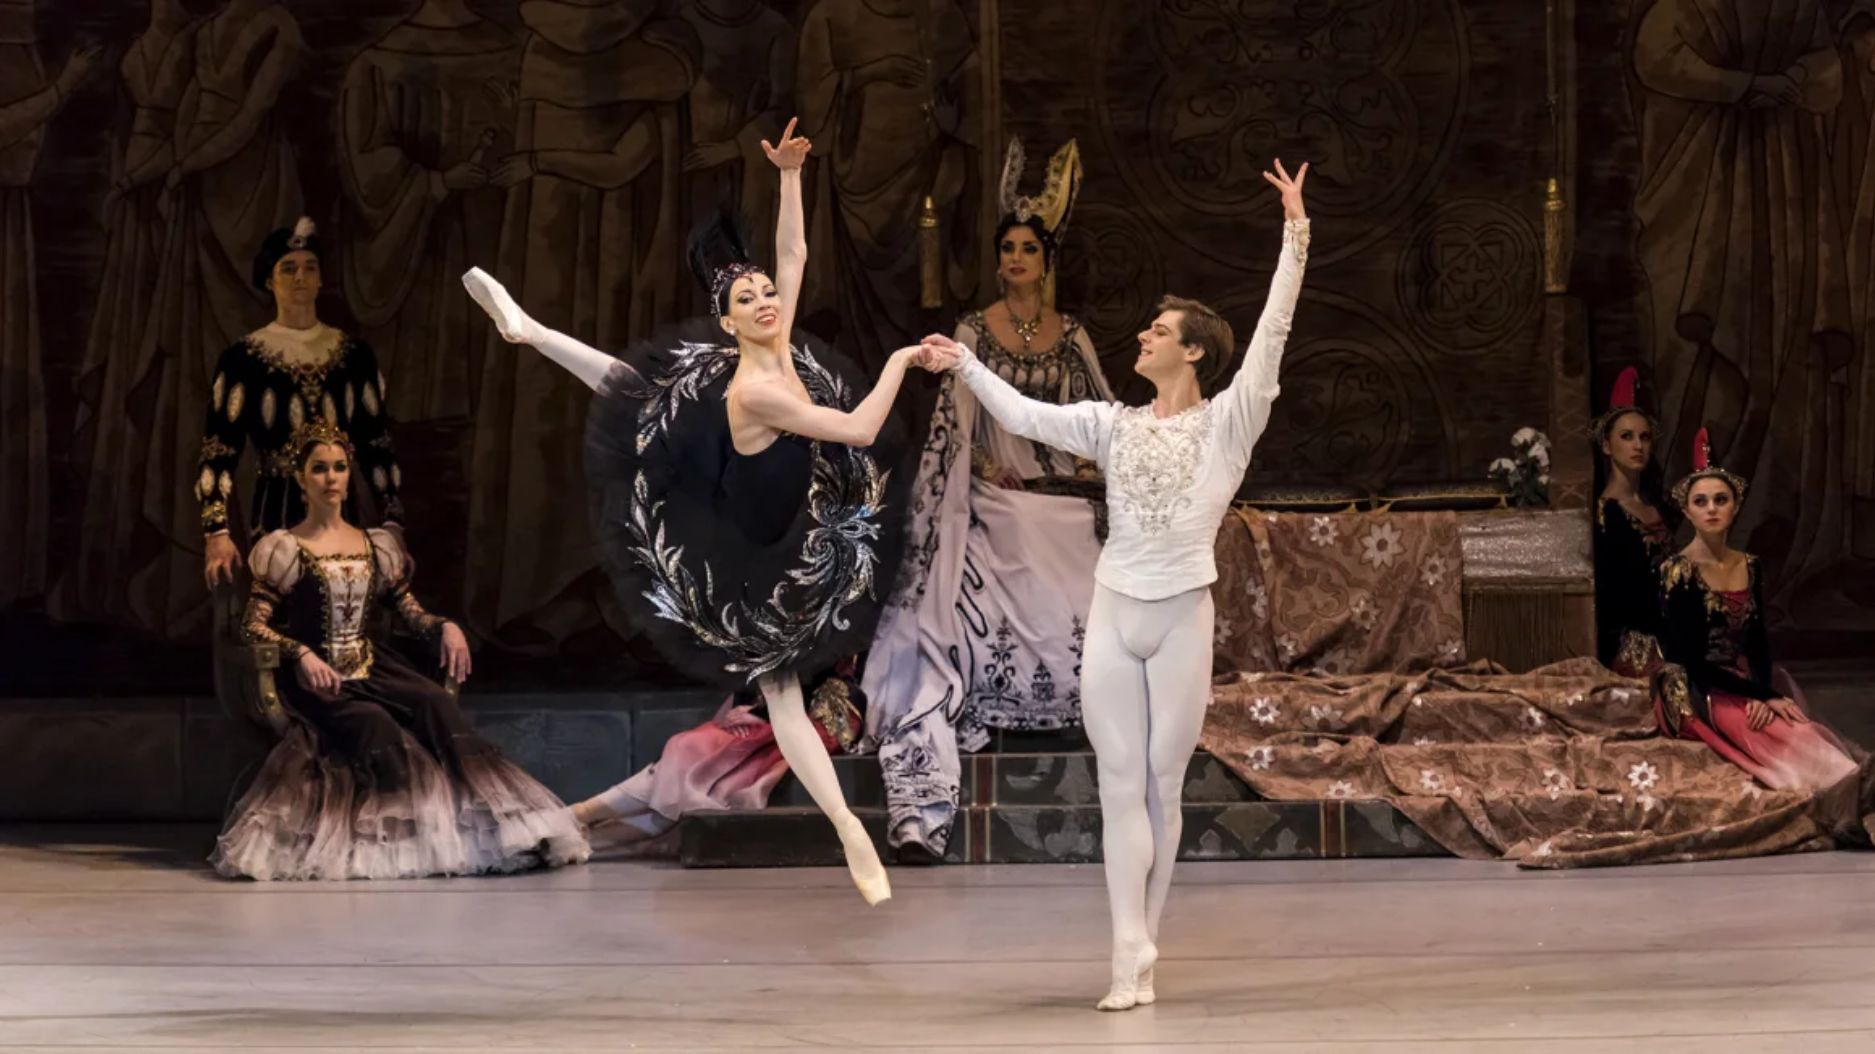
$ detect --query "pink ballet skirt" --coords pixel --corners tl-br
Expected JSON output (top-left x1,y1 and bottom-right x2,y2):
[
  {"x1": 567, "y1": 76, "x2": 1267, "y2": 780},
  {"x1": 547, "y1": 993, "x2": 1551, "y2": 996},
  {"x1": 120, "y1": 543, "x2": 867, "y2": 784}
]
[
  {"x1": 589, "y1": 673, "x2": 863, "y2": 841},
  {"x1": 1665, "y1": 666, "x2": 1860, "y2": 794},
  {"x1": 617, "y1": 699, "x2": 792, "y2": 820}
]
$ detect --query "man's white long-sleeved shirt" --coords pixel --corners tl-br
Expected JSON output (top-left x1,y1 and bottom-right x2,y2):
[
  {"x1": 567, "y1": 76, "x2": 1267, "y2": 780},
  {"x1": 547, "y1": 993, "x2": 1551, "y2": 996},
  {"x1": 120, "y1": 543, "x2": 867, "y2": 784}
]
[{"x1": 955, "y1": 218, "x2": 1309, "y2": 602}]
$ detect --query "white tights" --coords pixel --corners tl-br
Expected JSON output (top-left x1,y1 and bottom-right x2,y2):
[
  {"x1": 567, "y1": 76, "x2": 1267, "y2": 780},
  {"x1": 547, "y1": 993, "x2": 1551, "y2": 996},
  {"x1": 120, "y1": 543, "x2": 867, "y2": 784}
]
[
  {"x1": 757, "y1": 672, "x2": 891, "y2": 904},
  {"x1": 1081, "y1": 582, "x2": 1215, "y2": 1010}
]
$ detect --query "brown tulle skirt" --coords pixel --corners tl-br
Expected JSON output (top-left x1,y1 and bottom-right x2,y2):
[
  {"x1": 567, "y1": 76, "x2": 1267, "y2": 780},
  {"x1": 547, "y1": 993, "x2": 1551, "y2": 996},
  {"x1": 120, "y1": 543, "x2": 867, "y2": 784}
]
[{"x1": 212, "y1": 646, "x2": 589, "y2": 880}]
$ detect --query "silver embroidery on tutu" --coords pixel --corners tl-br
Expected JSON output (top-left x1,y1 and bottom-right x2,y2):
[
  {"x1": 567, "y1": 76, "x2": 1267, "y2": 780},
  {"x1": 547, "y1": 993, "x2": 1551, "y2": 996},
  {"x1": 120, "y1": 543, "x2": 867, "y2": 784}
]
[{"x1": 619, "y1": 341, "x2": 892, "y2": 681}]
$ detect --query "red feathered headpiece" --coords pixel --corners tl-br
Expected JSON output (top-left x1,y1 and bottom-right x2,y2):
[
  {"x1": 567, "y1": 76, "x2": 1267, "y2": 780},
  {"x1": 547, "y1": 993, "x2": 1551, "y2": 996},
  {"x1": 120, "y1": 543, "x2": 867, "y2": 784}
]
[
  {"x1": 1671, "y1": 424, "x2": 1747, "y2": 506},
  {"x1": 1608, "y1": 366, "x2": 1638, "y2": 410},
  {"x1": 1593, "y1": 365, "x2": 1655, "y2": 442}
]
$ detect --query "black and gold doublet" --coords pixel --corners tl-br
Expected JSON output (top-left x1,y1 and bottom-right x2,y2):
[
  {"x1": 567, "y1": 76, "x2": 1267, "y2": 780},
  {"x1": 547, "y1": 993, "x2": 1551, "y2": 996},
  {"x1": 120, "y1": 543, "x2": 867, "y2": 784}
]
[{"x1": 196, "y1": 323, "x2": 405, "y2": 537}]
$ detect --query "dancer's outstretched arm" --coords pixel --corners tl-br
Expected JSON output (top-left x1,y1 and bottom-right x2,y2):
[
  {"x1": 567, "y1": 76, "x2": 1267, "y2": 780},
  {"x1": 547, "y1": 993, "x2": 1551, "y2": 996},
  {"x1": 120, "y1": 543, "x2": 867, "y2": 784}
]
[
  {"x1": 763, "y1": 118, "x2": 810, "y2": 351},
  {"x1": 1218, "y1": 160, "x2": 1309, "y2": 454},
  {"x1": 927, "y1": 341, "x2": 1113, "y2": 464},
  {"x1": 737, "y1": 346, "x2": 925, "y2": 448},
  {"x1": 462, "y1": 267, "x2": 613, "y2": 392}
]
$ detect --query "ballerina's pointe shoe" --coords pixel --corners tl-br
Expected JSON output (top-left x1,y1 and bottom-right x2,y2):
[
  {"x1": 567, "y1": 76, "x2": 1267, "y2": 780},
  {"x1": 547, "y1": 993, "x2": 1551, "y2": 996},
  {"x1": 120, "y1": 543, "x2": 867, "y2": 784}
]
[
  {"x1": 461, "y1": 267, "x2": 531, "y2": 343},
  {"x1": 1096, "y1": 941, "x2": 1158, "y2": 1012},
  {"x1": 834, "y1": 813, "x2": 892, "y2": 906}
]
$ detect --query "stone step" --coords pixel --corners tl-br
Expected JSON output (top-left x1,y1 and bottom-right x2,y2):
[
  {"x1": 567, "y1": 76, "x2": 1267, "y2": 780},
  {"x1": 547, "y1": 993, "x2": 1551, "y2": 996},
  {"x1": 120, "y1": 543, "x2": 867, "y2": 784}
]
[
  {"x1": 767, "y1": 750, "x2": 1261, "y2": 810},
  {"x1": 679, "y1": 799, "x2": 1447, "y2": 868}
]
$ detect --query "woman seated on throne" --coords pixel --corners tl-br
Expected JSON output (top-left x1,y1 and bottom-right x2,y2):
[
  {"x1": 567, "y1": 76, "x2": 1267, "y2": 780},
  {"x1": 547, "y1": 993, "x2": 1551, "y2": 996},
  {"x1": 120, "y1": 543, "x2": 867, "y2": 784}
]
[
  {"x1": 1651, "y1": 428, "x2": 1864, "y2": 798},
  {"x1": 860, "y1": 139, "x2": 1113, "y2": 857},
  {"x1": 214, "y1": 422, "x2": 589, "y2": 880}
]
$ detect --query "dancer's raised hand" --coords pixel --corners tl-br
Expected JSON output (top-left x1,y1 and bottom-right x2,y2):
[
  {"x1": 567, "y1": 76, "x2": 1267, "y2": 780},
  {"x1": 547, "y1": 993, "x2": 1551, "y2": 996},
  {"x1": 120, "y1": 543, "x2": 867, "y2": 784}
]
[
  {"x1": 762, "y1": 117, "x2": 812, "y2": 171},
  {"x1": 1262, "y1": 158, "x2": 1309, "y2": 221}
]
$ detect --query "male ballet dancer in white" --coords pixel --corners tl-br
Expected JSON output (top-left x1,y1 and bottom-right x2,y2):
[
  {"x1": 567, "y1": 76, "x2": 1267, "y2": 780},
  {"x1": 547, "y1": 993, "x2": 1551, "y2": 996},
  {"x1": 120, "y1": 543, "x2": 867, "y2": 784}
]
[{"x1": 921, "y1": 160, "x2": 1309, "y2": 1009}]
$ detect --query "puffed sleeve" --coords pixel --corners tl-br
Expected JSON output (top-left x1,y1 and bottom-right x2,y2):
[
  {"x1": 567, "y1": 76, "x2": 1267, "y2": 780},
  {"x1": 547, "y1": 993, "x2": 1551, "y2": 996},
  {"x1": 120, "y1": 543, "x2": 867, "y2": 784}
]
[
  {"x1": 241, "y1": 530, "x2": 310, "y2": 658},
  {"x1": 371, "y1": 529, "x2": 447, "y2": 640}
]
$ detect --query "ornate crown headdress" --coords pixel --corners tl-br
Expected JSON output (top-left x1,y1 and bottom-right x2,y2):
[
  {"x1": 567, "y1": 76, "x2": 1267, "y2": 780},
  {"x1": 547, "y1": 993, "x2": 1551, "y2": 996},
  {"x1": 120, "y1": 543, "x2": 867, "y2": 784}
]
[
  {"x1": 276, "y1": 419, "x2": 355, "y2": 476},
  {"x1": 999, "y1": 137, "x2": 1083, "y2": 234},
  {"x1": 1592, "y1": 366, "x2": 1656, "y2": 442},
  {"x1": 1670, "y1": 426, "x2": 1748, "y2": 506},
  {"x1": 997, "y1": 138, "x2": 1083, "y2": 306}
]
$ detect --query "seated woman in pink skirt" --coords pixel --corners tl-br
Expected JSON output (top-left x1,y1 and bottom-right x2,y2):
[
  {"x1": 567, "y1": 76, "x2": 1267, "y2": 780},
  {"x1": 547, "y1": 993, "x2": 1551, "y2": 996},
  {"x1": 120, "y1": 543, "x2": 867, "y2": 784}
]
[
  {"x1": 1652, "y1": 428, "x2": 1861, "y2": 793},
  {"x1": 571, "y1": 663, "x2": 864, "y2": 850}
]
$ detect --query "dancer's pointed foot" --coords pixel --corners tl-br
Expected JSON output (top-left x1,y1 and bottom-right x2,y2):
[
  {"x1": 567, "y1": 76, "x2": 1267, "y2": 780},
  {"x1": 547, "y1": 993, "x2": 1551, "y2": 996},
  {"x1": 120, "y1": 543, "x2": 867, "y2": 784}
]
[
  {"x1": 462, "y1": 267, "x2": 533, "y2": 344},
  {"x1": 834, "y1": 811, "x2": 891, "y2": 906},
  {"x1": 1096, "y1": 941, "x2": 1158, "y2": 1011},
  {"x1": 1135, "y1": 965, "x2": 1156, "y2": 1006}
]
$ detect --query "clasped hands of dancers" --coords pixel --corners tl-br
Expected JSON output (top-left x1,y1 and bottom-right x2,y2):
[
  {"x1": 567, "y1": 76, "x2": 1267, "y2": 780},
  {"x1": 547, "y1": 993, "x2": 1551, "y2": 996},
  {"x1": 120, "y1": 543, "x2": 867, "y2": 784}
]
[{"x1": 463, "y1": 115, "x2": 1311, "y2": 1012}]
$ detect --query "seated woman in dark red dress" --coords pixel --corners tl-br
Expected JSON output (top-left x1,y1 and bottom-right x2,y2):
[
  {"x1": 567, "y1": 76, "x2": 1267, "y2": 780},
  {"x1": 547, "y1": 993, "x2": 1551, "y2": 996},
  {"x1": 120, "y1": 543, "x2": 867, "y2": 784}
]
[
  {"x1": 213, "y1": 421, "x2": 589, "y2": 880},
  {"x1": 1652, "y1": 428, "x2": 1861, "y2": 793}
]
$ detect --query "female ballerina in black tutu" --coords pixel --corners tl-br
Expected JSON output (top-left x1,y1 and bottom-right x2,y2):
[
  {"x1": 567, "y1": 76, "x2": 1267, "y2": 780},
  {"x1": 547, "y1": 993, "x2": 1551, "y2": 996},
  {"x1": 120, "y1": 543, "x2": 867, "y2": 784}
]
[{"x1": 463, "y1": 119, "x2": 930, "y2": 904}]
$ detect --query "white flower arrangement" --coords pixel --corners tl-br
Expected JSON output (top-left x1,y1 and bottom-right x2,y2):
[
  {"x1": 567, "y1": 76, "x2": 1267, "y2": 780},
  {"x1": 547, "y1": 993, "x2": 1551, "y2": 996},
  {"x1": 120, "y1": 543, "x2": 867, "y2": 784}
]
[{"x1": 1489, "y1": 427, "x2": 1551, "y2": 507}]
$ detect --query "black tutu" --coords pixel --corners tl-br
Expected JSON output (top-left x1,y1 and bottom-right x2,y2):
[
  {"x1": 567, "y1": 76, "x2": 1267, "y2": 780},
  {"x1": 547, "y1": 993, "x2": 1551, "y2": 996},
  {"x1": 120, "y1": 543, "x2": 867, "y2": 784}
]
[{"x1": 585, "y1": 318, "x2": 911, "y2": 689}]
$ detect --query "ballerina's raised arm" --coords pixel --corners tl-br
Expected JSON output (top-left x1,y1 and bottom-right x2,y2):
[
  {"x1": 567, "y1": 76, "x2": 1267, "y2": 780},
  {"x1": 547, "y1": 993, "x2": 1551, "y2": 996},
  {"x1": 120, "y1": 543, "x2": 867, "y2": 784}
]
[{"x1": 725, "y1": 118, "x2": 933, "y2": 450}]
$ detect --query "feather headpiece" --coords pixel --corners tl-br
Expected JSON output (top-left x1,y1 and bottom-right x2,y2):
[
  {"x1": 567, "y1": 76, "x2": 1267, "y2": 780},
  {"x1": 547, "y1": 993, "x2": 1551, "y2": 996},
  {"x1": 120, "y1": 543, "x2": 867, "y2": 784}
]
[{"x1": 1670, "y1": 426, "x2": 1748, "y2": 506}]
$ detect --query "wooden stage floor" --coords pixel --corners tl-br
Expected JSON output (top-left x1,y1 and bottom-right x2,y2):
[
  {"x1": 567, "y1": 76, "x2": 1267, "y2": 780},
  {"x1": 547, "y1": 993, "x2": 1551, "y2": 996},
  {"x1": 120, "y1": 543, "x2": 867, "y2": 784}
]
[{"x1": 2, "y1": 824, "x2": 1873, "y2": 1052}]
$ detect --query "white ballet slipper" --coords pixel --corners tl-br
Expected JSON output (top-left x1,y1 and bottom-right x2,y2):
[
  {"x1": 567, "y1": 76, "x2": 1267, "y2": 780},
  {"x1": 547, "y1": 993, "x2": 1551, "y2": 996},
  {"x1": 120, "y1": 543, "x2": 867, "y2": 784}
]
[{"x1": 1096, "y1": 941, "x2": 1157, "y2": 1011}]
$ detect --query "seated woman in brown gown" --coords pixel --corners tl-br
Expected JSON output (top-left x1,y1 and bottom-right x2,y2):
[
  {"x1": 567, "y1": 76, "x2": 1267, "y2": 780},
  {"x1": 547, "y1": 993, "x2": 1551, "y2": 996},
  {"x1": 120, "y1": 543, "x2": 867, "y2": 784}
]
[
  {"x1": 1652, "y1": 427, "x2": 1862, "y2": 795},
  {"x1": 213, "y1": 421, "x2": 589, "y2": 880}
]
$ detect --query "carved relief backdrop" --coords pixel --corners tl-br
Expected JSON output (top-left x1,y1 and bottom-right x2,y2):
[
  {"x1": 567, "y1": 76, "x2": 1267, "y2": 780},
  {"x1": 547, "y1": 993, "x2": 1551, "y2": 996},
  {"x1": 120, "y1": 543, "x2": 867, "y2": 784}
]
[
  {"x1": 6, "y1": 0, "x2": 1867, "y2": 688},
  {"x1": 1574, "y1": 0, "x2": 1875, "y2": 641},
  {"x1": 5, "y1": 0, "x2": 983, "y2": 685},
  {"x1": 1010, "y1": 0, "x2": 1551, "y2": 489}
]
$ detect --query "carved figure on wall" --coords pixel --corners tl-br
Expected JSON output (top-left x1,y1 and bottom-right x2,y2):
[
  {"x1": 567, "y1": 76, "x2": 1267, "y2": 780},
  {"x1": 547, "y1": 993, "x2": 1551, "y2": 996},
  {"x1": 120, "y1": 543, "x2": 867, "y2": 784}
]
[
  {"x1": 463, "y1": 0, "x2": 698, "y2": 648},
  {"x1": 55, "y1": 0, "x2": 200, "y2": 624},
  {"x1": 1631, "y1": 0, "x2": 1852, "y2": 596},
  {"x1": 0, "y1": 5, "x2": 100, "y2": 607},
  {"x1": 337, "y1": 0, "x2": 521, "y2": 423},
  {"x1": 678, "y1": 0, "x2": 796, "y2": 271},
  {"x1": 796, "y1": 0, "x2": 979, "y2": 370},
  {"x1": 1831, "y1": 1, "x2": 1875, "y2": 561},
  {"x1": 126, "y1": 0, "x2": 305, "y2": 636}
]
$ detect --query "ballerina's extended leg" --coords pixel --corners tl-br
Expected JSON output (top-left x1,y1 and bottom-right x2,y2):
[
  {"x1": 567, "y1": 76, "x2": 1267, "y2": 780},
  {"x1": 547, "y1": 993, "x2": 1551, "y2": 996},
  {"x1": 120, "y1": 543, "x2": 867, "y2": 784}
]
[
  {"x1": 462, "y1": 267, "x2": 616, "y2": 392},
  {"x1": 572, "y1": 783, "x2": 672, "y2": 843},
  {"x1": 759, "y1": 672, "x2": 892, "y2": 905}
]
